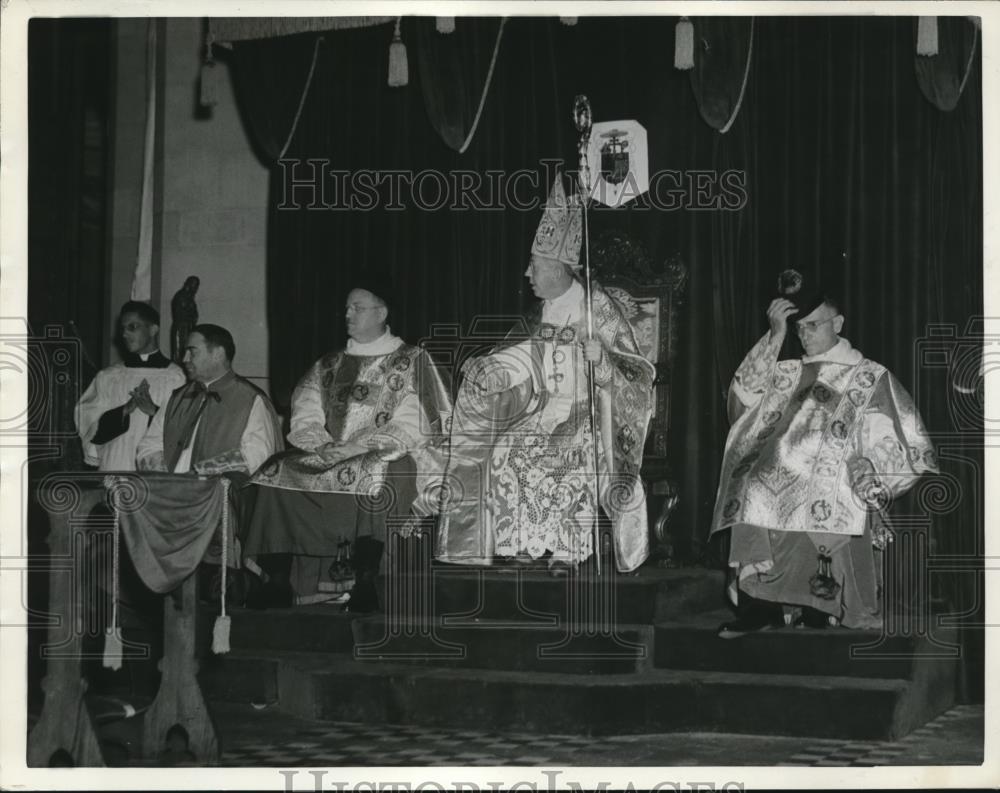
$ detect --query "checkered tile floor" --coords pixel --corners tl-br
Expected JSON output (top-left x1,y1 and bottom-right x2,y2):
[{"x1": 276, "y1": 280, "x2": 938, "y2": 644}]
[
  {"x1": 220, "y1": 722, "x2": 620, "y2": 766},
  {"x1": 216, "y1": 705, "x2": 983, "y2": 767},
  {"x1": 776, "y1": 705, "x2": 981, "y2": 766},
  {"x1": 222, "y1": 722, "x2": 612, "y2": 766}
]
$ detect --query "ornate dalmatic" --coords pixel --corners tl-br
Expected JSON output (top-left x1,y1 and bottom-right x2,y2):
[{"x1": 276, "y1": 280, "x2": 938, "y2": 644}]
[
  {"x1": 711, "y1": 333, "x2": 939, "y2": 543},
  {"x1": 438, "y1": 284, "x2": 656, "y2": 572},
  {"x1": 251, "y1": 344, "x2": 451, "y2": 497}
]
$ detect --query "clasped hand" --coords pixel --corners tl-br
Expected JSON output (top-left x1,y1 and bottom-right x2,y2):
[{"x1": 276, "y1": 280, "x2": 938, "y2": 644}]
[
  {"x1": 126, "y1": 379, "x2": 157, "y2": 416},
  {"x1": 317, "y1": 442, "x2": 358, "y2": 466}
]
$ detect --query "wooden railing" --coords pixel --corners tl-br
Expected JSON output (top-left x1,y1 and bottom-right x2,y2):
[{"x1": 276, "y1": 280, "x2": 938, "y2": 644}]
[{"x1": 28, "y1": 473, "x2": 220, "y2": 767}]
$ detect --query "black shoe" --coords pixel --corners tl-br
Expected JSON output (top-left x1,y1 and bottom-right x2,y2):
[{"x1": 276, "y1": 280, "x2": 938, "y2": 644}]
[
  {"x1": 718, "y1": 615, "x2": 778, "y2": 639},
  {"x1": 717, "y1": 601, "x2": 783, "y2": 639},
  {"x1": 340, "y1": 583, "x2": 380, "y2": 613},
  {"x1": 341, "y1": 538, "x2": 384, "y2": 613},
  {"x1": 794, "y1": 606, "x2": 833, "y2": 629}
]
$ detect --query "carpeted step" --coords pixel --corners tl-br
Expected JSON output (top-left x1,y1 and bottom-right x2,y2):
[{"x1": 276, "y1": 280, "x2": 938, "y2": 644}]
[
  {"x1": 199, "y1": 649, "x2": 928, "y2": 740},
  {"x1": 405, "y1": 565, "x2": 725, "y2": 625},
  {"x1": 654, "y1": 609, "x2": 961, "y2": 680},
  {"x1": 267, "y1": 651, "x2": 916, "y2": 740},
  {"x1": 349, "y1": 616, "x2": 654, "y2": 674},
  {"x1": 199, "y1": 651, "x2": 279, "y2": 705},
  {"x1": 197, "y1": 603, "x2": 357, "y2": 655}
]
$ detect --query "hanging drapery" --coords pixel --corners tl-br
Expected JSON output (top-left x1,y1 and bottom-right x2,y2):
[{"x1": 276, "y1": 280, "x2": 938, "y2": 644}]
[
  {"x1": 228, "y1": 33, "x2": 328, "y2": 163},
  {"x1": 208, "y1": 16, "x2": 393, "y2": 43},
  {"x1": 914, "y1": 16, "x2": 979, "y2": 112},
  {"x1": 688, "y1": 17, "x2": 754, "y2": 133},
  {"x1": 414, "y1": 17, "x2": 507, "y2": 153},
  {"x1": 221, "y1": 17, "x2": 982, "y2": 696},
  {"x1": 130, "y1": 19, "x2": 156, "y2": 301}
]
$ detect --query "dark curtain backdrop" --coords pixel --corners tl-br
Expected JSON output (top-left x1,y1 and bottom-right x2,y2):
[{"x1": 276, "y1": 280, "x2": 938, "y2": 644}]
[
  {"x1": 27, "y1": 18, "x2": 112, "y2": 467},
  {"x1": 229, "y1": 16, "x2": 983, "y2": 695}
]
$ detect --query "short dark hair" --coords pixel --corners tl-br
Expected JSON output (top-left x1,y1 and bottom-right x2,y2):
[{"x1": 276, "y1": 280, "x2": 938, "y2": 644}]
[
  {"x1": 119, "y1": 301, "x2": 160, "y2": 326},
  {"x1": 820, "y1": 294, "x2": 842, "y2": 316},
  {"x1": 191, "y1": 323, "x2": 235, "y2": 362}
]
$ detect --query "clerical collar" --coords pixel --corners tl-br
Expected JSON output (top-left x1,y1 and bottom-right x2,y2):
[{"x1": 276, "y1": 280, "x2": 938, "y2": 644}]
[
  {"x1": 123, "y1": 350, "x2": 170, "y2": 368},
  {"x1": 801, "y1": 337, "x2": 863, "y2": 366},
  {"x1": 346, "y1": 327, "x2": 403, "y2": 356},
  {"x1": 201, "y1": 370, "x2": 235, "y2": 389},
  {"x1": 544, "y1": 280, "x2": 584, "y2": 311},
  {"x1": 541, "y1": 280, "x2": 584, "y2": 327}
]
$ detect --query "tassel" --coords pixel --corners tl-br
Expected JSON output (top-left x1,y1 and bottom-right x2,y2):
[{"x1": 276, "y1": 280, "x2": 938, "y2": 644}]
[
  {"x1": 212, "y1": 615, "x2": 231, "y2": 654},
  {"x1": 103, "y1": 477, "x2": 123, "y2": 670},
  {"x1": 103, "y1": 626, "x2": 123, "y2": 671},
  {"x1": 674, "y1": 17, "x2": 694, "y2": 70},
  {"x1": 213, "y1": 477, "x2": 232, "y2": 655},
  {"x1": 388, "y1": 17, "x2": 408, "y2": 87},
  {"x1": 436, "y1": 16, "x2": 455, "y2": 34},
  {"x1": 199, "y1": 61, "x2": 219, "y2": 108},
  {"x1": 199, "y1": 29, "x2": 219, "y2": 108},
  {"x1": 917, "y1": 16, "x2": 938, "y2": 56},
  {"x1": 560, "y1": 17, "x2": 578, "y2": 26}
]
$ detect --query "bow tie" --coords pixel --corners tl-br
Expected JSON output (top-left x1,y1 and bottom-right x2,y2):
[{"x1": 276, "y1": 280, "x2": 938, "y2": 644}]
[{"x1": 187, "y1": 383, "x2": 222, "y2": 402}]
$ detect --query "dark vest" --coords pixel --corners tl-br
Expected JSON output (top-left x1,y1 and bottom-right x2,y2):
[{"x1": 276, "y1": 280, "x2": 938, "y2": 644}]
[{"x1": 162, "y1": 370, "x2": 262, "y2": 472}]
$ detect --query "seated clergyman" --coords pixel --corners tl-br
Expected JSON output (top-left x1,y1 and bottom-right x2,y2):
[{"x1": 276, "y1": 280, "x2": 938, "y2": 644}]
[
  {"x1": 75, "y1": 301, "x2": 186, "y2": 471},
  {"x1": 710, "y1": 287, "x2": 938, "y2": 637},
  {"x1": 243, "y1": 283, "x2": 451, "y2": 610},
  {"x1": 136, "y1": 323, "x2": 281, "y2": 478},
  {"x1": 433, "y1": 178, "x2": 656, "y2": 576}
]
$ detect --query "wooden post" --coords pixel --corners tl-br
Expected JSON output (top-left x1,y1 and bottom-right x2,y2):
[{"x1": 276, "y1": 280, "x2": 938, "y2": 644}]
[
  {"x1": 141, "y1": 563, "x2": 219, "y2": 762},
  {"x1": 28, "y1": 479, "x2": 106, "y2": 767}
]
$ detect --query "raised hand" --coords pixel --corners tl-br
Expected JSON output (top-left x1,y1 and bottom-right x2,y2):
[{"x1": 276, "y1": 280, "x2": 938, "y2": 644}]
[
  {"x1": 767, "y1": 298, "x2": 798, "y2": 339},
  {"x1": 130, "y1": 379, "x2": 158, "y2": 416}
]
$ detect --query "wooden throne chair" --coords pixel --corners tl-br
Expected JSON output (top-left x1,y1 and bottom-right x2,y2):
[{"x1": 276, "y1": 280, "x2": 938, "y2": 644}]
[{"x1": 590, "y1": 231, "x2": 687, "y2": 562}]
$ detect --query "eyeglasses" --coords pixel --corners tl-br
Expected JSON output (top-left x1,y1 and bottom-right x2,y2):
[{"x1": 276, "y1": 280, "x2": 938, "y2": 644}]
[
  {"x1": 121, "y1": 322, "x2": 146, "y2": 332},
  {"x1": 345, "y1": 304, "x2": 381, "y2": 314},
  {"x1": 795, "y1": 315, "x2": 839, "y2": 333}
]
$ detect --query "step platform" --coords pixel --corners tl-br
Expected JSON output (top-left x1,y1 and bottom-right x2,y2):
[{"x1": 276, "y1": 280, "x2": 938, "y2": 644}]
[{"x1": 196, "y1": 566, "x2": 959, "y2": 741}]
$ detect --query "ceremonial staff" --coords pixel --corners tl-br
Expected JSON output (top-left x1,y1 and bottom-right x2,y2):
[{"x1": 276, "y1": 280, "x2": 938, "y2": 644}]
[{"x1": 573, "y1": 95, "x2": 601, "y2": 576}]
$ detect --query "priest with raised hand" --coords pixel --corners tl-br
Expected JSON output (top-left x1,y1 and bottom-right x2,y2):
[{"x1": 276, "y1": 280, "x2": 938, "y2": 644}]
[
  {"x1": 711, "y1": 279, "x2": 938, "y2": 636},
  {"x1": 243, "y1": 282, "x2": 452, "y2": 610},
  {"x1": 75, "y1": 301, "x2": 186, "y2": 471},
  {"x1": 433, "y1": 177, "x2": 656, "y2": 575}
]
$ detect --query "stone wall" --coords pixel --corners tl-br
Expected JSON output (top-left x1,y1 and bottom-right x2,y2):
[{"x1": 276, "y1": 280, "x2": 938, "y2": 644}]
[{"x1": 108, "y1": 18, "x2": 271, "y2": 394}]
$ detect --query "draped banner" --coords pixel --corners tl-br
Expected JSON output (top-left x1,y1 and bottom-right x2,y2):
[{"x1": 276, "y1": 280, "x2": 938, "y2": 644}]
[
  {"x1": 110, "y1": 473, "x2": 232, "y2": 594},
  {"x1": 914, "y1": 16, "x2": 979, "y2": 112}
]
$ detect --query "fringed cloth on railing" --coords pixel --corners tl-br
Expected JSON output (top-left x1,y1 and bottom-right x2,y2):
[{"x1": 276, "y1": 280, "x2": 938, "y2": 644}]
[{"x1": 103, "y1": 473, "x2": 234, "y2": 665}]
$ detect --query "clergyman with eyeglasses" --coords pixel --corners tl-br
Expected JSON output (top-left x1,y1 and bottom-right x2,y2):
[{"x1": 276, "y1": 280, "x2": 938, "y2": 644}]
[
  {"x1": 242, "y1": 282, "x2": 451, "y2": 612},
  {"x1": 710, "y1": 279, "x2": 938, "y2": 638},
  {"x1": 75, "y1": 301, "x2": 186, "y2": 471}
]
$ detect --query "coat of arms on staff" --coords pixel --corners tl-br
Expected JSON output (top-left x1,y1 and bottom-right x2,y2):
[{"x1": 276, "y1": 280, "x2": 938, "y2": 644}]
[{"x1": 585, "y1": 120, "x2": 648, "y2": 208}]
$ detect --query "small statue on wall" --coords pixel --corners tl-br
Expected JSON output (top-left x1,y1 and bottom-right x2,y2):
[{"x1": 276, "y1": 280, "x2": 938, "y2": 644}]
[{"x1": 170, "y1": 275, "x2": 200, "y2": 363}]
